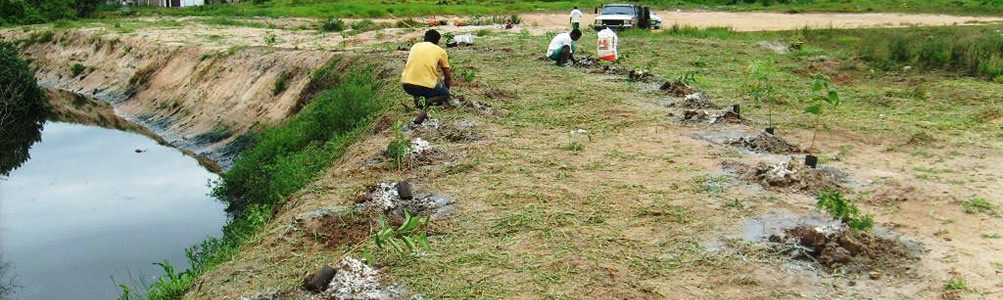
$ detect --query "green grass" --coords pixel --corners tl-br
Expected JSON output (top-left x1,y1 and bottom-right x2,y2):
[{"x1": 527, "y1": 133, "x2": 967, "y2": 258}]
[
  {"x1": 144, "y1": 57, "x2": 391, "y2": 299},
  {"x1": 962, "y1": 197, "x2": 998, "y2": 216},
  {"x1": 106, "y1": 0, "x2": 1003, "y2": 20},
  {"x1": 945, "y1": 276, "x2": 968, "y2": 291},
  {"x1": 801, "y1": 25, "x2": 1003, "y2": 80}
]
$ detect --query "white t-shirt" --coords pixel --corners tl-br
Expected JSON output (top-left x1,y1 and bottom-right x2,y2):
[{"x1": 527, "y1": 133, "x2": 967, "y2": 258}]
[
  {"x1": 547, "y1": 33, "x2": 575, "y2": 56},
  {"x1": 570, "y1": 9, "x2": 583, "y2": 23}
]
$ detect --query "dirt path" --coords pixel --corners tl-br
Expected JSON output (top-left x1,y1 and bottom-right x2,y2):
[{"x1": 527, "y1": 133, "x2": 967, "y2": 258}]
[{"x1": 522, "y1": 11, "x2": 1003, "y2": 31}]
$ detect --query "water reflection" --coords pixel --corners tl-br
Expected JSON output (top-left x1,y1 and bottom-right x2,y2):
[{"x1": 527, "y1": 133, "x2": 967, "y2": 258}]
[{"x1": 0, "y1": 122, "x2": 227, "y2": 299}]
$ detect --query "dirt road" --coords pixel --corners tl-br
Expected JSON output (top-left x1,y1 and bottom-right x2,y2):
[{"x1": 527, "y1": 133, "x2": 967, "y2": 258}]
[{"x1": 521, "y1": 10, "x2": 1003, "y2": 31}]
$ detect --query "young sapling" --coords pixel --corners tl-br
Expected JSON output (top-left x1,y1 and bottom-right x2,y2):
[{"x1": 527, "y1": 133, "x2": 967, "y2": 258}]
[
  {"x1": 747, "y1": 58, "x2": 779, "y2": 134},
  {"x1": 803, "y1": 74, "x2": 840, "y2": 168}
]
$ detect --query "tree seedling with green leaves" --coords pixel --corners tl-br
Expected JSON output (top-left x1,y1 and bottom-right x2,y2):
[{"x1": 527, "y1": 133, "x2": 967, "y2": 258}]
[
  {"x1": 817, "y1": 190, "x2": 873, "y2": 232},
  {"x1": 387, "y1": 120, "x2": 410, "y2": 169},
  {"x1": 373, "y1": 210, "x2": 431, "y2": 258},
  {"x1": 748, "y1": 58, "x2": 779, "y2": 134},
  {"x1": 803, "y1": 74, "x2": 840, "y2": 168}
]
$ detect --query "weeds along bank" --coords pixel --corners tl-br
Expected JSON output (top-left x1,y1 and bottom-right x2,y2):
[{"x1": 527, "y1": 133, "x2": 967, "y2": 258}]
[
  {"x1": 11, "y1": 29, "x2": 334, "y2": 168},
  {"x1": 145, "y1": 58, "x2": 394, "y2": 299}
]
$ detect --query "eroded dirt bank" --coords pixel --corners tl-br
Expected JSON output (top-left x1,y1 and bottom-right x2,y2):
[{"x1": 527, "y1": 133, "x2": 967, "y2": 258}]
[{"x1": 16, "y1": 29, "x2": 335, "y2": 168}]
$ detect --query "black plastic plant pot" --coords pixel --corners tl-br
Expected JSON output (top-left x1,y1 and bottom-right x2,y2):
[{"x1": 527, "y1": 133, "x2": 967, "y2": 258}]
[
  {"x1": 303, "y1": 265, "x2": 336, "y2": 292},
  {"x1": 413, "y1": 109, "x2": 428, "y2": 125},
  {"x1": 397, "y1": 181, "x2": 413, "y2": 200},
  {"x1": 732, "y1": 104, "x2": 741, "y2": 117},
  {"x1": 805, "y1": 155, "x2": 818, "y2": 168},
  {"x1": 765, "y1": 127, "x2": 775, "y2": 135}
]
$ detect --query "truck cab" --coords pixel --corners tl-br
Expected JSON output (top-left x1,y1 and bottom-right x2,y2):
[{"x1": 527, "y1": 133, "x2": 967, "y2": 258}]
[{"x1": 592, "y1": 4, "x2": 657, "y2": 31}]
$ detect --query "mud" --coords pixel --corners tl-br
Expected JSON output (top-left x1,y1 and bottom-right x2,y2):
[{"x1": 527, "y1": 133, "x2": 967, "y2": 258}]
[
  {"x1": 771, "y1": 225, "x2": 917, "y2": 274},
  {"x1": 354, "y1": 182, "x2": 455, "y2": 219},
  {"x1": 722, "y1": 159, "x2": 845, "y2": 194},
  {"x1": 727, "y1": 132, "x2": 803, "y2": 154}
]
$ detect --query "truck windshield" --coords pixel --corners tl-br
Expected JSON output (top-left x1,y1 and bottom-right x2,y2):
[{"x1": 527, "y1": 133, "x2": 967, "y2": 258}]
[{"x1": 601, "y1": 6, "x2": 634, "y2": 15}]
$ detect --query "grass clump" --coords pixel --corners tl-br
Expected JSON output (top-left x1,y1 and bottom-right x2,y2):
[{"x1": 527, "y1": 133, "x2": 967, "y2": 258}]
[
  {"x1": 962, "y1": 198, "x2": 997, "y2": 216},
  {"x1": 143, "y1": 58, "x2": 389, "y2": 299},
  {"x1": 272, "y1": 72, "x2": 290, "y2": 96},
  {"x1": 945, "y1": 276, "x2": 967, "y2": 291},
  {"x1": 319, "y1": 17, "x2": 345, "y2": 32},
  {"x1": 70, "y1": 63, "x2": 85, "y2": 77},
  {"x1": 817, "y1": 190, "x2": 874, "y2": 231}
]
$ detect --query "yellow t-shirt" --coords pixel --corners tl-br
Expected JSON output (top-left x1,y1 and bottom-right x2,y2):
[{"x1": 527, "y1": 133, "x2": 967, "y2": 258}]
[{"x1": 401, "y1": 42, "x2": 450, "y2": 88}]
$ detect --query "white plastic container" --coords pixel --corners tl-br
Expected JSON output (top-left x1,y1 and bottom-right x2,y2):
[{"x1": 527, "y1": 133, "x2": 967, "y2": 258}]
[{"x1": 597, "y1": 28, "x2": 619, "y2": 61}]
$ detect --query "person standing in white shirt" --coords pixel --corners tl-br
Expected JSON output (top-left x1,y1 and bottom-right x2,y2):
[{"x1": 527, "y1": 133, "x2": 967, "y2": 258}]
[{"x1": 569, "y1": 6, "x2": 584, "y2": 31}]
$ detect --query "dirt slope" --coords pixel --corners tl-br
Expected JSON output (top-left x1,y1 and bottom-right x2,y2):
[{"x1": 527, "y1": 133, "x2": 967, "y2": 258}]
[{"x1": 13, "y1": 29, "x2": 333, "y2": 168}]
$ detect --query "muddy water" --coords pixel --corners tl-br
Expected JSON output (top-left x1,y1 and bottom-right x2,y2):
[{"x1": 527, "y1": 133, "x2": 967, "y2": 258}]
[{"x1": 0, "y1": 121, "x2": 226, "y2": 299}]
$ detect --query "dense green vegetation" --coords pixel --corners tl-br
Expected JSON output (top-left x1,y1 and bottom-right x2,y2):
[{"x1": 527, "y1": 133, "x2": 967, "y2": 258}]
[
  {"x1": 0, "y1": 0, "x2": 104, "y2": 26},
  {"x1": 119, "y1": 0, "x2": 1003, "y2": 19},
  {"x1": 802, "y1": 26, "x2": 1003, "y2": 81},
  {"x1": 144, "y1": 58, "x2": 390, "y2": 299},
  {"x1": 0, "y1": 41, "x2": 48, "y2": 177}
]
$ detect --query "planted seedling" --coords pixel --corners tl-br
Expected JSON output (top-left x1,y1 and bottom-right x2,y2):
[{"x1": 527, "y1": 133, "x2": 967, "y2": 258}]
[
  {"x1": 817, "y1": 190, "x2": 873, "y2": 232},
  {"x1": 373, "y1": 209, "x2": 431, "y2": 258},
  {"x1": 803, "y1": 74, "x2": 840, "y2": 168},
  {"x1": 387, "y1": 120, "x2": 410, "y2": 169},
  {"x1": 747, "y1": 58, "x2": 779, "y2": 133}
]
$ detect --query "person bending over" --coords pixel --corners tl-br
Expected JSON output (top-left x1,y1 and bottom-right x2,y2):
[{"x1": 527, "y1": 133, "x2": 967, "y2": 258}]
[
  {"x1": 546, "y1": 29, "x2": 582, "y2": 66},
  {"x1": 402, "y1": 30, "x2": 452, "y2": 108}
]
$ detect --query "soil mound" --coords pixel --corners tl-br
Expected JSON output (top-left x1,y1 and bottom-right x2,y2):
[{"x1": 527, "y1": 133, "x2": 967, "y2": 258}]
[
  {"x1": 771, "y1": 225, "x2": 916, "y2": 274},
  {"x1": 723, "y1": 159, "x2": 845, "y2": 194},
  {"x1": 660, "y1": 80, "x2": 699, "y2": 97},
  {"x1": 682, "y1": 109, "x2": 741, "y2": 124},
  {"x1": 353, "y1": 182, "x2": 454, "y2": 219},
  {"x1": 670, "y1": 92, "x2": 720, "y2": 109},
  {"x1": 727, "y1": 132, "x2": 803, "y2": 154}
]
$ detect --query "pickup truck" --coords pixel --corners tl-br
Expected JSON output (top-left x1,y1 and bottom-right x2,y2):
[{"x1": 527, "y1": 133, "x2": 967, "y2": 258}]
[{"x1": 592, "y1": 4, "x2": 660, "y2": 31}]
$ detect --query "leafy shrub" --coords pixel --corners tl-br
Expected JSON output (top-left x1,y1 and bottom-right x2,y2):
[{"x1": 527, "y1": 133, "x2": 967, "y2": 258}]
[
  {"x1": 213, "y1": 60, "x2": 388, "y2": 212},
  {"x1": 319, "y1": 17, "x2": 345, "y2": 32},
  {"x1": 816, "y1": 190, "x2": 874, "y2": 231},
  {"x1": 70, "y1": 63, "x2": 85, "y2": 77}
]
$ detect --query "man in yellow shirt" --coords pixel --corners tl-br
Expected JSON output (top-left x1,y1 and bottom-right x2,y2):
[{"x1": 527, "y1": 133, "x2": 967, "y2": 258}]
[{"x1": 402, "y1": 30, "x2": 453, "y2": 108}]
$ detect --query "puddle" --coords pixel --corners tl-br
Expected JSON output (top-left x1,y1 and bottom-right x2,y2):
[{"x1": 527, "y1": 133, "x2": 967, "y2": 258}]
[{"x1": 741, "y1": 211, "x2": 839, "y2": 243}]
